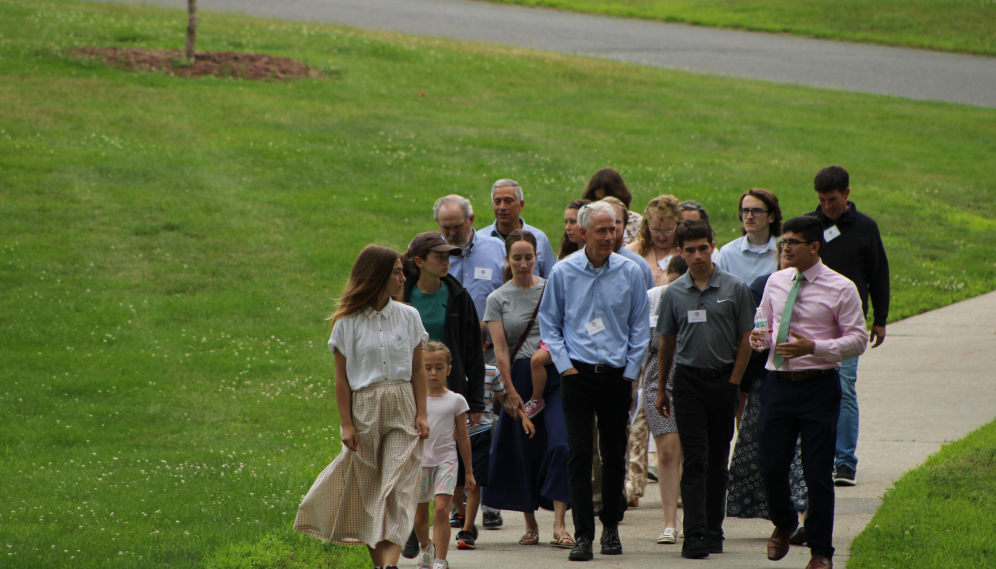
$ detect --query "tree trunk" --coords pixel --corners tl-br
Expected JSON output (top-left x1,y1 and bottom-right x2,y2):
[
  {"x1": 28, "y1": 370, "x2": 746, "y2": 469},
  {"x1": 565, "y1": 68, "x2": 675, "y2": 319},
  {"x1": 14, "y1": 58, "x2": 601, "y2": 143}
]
[{"x1": 185, "y1": 0, "x2": 198, "y2": 62}]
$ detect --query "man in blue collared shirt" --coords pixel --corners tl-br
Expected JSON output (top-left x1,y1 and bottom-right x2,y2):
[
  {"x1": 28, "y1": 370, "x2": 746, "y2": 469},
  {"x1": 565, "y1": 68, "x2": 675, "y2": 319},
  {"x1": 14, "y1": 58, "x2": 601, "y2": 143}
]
[
  {"x1": 716, "y1": 188, "x2": 783, "y2": 285},
  {"x1": 539, "y1": 201, "x2": 650, "y2": 561},
  {"x1": 484, "y1": 179, "x2": 555, "y2": 278},
  {"x1": 434, "y1": 195, "x2": 507, "y2": 324}
]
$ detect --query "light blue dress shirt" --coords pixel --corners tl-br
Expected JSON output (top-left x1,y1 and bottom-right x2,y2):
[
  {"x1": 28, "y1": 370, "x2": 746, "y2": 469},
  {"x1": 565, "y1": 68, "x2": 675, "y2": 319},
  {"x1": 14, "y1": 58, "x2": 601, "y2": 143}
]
[
  {"x1": 616, "y1": 246, "x2": 655, "y2": 291},
  {"x1": 448, "y1": 229, "x2": 507, "y2": 320},
  {"x1": 538, "y1": 248, "x2": 650, "y2": 380},
  {"x1": 484, "y1": 217, "x2": 555, "y2": 279},
  {"x1": 716, "y1": 235, "x2": 780, "y2": 285}
]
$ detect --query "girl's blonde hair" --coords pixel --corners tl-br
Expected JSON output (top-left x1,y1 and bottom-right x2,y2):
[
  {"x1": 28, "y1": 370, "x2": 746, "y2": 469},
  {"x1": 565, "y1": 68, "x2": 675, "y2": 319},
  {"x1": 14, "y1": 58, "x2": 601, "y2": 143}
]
[{"x1": 423, "y1": 340, "x2": 452, "y2": 364}]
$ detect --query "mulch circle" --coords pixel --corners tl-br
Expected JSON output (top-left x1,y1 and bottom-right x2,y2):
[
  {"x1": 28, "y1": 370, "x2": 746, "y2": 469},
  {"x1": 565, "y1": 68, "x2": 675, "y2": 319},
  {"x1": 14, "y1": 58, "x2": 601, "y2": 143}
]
[{"x1": 73, "y1": 47, "x2": 321, "y2": 80}]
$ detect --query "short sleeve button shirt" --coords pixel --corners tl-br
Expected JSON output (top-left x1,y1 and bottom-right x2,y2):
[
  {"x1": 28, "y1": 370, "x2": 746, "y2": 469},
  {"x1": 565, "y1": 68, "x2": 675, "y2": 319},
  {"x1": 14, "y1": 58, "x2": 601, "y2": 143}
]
[{"x1": 329, "y1": 300, "x2": 429, "y2": 391}]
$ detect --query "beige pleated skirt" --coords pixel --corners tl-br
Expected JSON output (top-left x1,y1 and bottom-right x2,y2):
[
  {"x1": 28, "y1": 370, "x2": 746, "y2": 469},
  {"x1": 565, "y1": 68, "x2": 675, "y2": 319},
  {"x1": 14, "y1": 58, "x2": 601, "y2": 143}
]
[{"x1": 294, "y1": 380, "x2": 423, "y2": 547}]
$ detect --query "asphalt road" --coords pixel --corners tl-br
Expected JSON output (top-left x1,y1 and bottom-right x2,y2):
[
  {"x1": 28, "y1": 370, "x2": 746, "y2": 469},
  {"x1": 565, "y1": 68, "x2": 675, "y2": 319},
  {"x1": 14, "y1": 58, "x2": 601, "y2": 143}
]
[{"x1": 95, "y1": 0, "x2": 996, "y2": 107}]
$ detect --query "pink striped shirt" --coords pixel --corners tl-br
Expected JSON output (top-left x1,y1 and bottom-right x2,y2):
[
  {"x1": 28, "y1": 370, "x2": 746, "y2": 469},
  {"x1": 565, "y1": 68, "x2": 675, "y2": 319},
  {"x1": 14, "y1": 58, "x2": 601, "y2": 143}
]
[{"x1": 761, "y1": 260, "x2": 868, "y2": 371}]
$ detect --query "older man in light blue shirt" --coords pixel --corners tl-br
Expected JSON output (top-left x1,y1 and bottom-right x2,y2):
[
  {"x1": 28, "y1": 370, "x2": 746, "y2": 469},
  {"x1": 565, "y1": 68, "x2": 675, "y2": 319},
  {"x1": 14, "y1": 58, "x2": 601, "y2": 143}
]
[
  {"x1": 435, "y1": 194, "x2": 507, "y2": 320},
  {"x1": 484, "y1": 179, "x2": 555, "y2": 278},
  {"x1": 538, "y1": 201, "x2": 649, "y2": 561},
  {"x1": 716, "y1": 189, "x2": 783, "y2": 285}
]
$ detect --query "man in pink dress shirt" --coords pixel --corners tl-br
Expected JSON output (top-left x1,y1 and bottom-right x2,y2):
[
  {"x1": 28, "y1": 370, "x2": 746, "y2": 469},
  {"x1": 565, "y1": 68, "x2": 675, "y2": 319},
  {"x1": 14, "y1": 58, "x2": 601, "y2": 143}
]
[{"x1": 750, "y1": 216, "x2": 868, "y2": 569}]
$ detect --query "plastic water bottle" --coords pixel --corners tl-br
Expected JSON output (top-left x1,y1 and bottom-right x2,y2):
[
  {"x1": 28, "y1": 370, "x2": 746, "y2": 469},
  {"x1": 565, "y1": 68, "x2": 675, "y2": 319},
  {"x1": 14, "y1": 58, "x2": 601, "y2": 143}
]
[{"x1": 754, "y1": 307, "x2": 770, "y2": 350}]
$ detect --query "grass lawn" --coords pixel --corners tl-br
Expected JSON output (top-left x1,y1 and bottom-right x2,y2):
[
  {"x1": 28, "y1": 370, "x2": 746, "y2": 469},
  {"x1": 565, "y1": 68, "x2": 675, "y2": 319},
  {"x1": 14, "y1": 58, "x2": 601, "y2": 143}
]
[
  {"x1": 848, "y1": 421, "x2": 996, "y2": 569},
  {"x1": 479, "y1": 0, "x2": 996, "y2": 56},
  {"x1": 0, "y1": 0, "x2": 994, "y2": 567}
]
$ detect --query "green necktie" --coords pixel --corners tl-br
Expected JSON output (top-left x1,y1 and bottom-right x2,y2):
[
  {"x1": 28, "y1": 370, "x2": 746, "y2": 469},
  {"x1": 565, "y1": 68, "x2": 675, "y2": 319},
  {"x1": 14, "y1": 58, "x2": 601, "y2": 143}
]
[{"x1": 772, "y1": 271, "x2": 805, "y2": 369}]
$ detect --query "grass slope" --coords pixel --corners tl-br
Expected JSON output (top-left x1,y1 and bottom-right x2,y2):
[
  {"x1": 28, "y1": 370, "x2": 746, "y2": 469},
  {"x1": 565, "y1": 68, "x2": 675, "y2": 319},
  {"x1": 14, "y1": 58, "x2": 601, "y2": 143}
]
[
  {"x1": 849, "y1": 421, "x2": 996, "y2": 569},
  {"x1": 479, "y1": 0, "x2": 996, "y2": 56},
  {"x1": 0, "y1": 0, "x2": 994, "y2": 567}
]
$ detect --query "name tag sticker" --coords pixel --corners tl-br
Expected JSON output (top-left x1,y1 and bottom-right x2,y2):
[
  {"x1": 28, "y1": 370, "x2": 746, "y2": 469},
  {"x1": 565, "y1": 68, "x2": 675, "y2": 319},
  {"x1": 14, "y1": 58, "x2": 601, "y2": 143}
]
[
  {"x1": 585, "y1": 318, "x2": 606, "y2": 336},
  {"x1": 824, "y1": 225, "x2": 841, "y2": 242},
  {"x1": 650, "y1": 315, "x2": 659, "y2": 328},
  {"x1": 474, "y1": 267, "x2": 493, "y2": 280},
  {"x1": 688, "y1": 310, "x2": 707, "y2": 323}
]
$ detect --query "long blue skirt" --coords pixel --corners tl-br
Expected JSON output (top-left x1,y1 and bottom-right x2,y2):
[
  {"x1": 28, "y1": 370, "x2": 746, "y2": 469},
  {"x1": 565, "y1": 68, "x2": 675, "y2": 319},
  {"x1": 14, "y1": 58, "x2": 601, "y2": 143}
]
[{"x1": 482, "y1": 359, "x2": 571, "y2": 512}]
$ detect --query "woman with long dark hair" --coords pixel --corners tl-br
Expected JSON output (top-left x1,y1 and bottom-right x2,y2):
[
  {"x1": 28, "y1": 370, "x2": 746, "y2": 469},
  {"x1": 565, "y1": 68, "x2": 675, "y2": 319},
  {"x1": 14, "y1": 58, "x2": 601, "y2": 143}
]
[
  {"x1": 482, "y1": 230, "x2": 572, "y2": 549},
  {"x1": 581, "y1": 168, "x2": 642, "y2": 245},
  {"x1": 558, "y1": 199, "x2": 590, "y2": 260},
  {"x1": 295, "y1": 245, "x2": 430, "y2": 569}
]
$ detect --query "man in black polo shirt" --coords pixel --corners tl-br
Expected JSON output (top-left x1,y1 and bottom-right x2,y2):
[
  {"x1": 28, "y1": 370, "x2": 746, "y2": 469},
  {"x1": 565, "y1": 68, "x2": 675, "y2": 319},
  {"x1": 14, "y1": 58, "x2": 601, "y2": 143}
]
[
  {"x1": 806, "y1": 165, "x2": 889, "y2": 487},
  {"x1": 655, "y1": 220, "x2": 755, "y2": 559}
]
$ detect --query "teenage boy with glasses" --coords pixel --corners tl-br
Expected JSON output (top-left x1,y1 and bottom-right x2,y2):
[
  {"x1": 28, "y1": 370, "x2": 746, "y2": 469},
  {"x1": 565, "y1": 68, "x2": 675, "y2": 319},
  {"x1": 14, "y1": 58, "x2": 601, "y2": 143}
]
[
  {"x1": 751, "y1": 215, "x2": 868, "y2": 569},
  {"x1": 717, "y1": 188, "x2": 784, "y2": 285}
]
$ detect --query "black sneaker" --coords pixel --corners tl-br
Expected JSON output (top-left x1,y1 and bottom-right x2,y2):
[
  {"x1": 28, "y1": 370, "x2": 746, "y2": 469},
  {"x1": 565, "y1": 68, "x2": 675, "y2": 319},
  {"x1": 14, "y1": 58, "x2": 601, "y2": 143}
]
[
  {"x1": 455, "y1": 530, "x2": 476, "y2": 550},
  {"x1": 449, "y1": 511, "x2": 465, "y2": 528},
  {"x1": 681, "y1": 536, "x2": 709, "y2": 559},
  {"x1": 706, "y1": 530, "x2": 724, "y2": 553},
  {"x1": 833, "y1": 465, "x2": 857, "y2": 487},
  {"x1": 401, "y1": 530, "x2": 419, "y2": 559},
  {"x1": 483, "y1": 510, "x2": 503, "y2": 529}
]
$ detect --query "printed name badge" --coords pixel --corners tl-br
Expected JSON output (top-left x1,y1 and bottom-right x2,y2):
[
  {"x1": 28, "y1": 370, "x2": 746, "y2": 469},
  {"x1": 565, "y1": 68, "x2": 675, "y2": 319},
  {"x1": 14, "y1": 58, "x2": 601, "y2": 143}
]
[
  {"x1": 823, "y1": 225, "x2": 841, "y2": 243},
  {"x1": 585, "y1": 318, "x2": 606, "y2": 336},
  {"x1": 650, "y1": 315, "x2": 659, "y2": 328},
  {"x1": 474, "y1": 267, "x2": 493, "y2": 280},
  {"x1": 688, "y1": 309, "x2": 707, "y2": 323}
]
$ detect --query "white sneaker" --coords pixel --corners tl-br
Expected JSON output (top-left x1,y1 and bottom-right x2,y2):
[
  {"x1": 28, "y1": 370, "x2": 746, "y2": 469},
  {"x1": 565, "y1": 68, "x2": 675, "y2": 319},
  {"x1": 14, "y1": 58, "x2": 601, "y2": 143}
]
[
  {"x1": 431, "y1": 559, "x2": 449, "y2": 569},
  {"x1": 417, "y1": 542, "x2": 435, "y2": 569}
]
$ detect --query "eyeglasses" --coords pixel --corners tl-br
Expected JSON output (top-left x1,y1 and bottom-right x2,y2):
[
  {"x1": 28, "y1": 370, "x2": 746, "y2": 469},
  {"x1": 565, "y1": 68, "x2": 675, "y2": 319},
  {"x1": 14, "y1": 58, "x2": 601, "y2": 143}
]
[
  {"x1": 649, "y1": 229, "x2": 675, "y2": 237},
  {"x1": 777, "y1": 239, "x2": 811, "y2": 249},
  {"x1": 739, "y1": 208, "x2": 769, "y2": 217}
]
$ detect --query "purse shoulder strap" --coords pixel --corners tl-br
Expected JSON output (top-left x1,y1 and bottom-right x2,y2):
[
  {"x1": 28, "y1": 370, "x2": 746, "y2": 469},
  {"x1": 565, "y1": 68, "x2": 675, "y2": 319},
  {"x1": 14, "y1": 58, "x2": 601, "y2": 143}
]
[{"x1": 509, "y1": 284, "x2": 545, "y2": 361}]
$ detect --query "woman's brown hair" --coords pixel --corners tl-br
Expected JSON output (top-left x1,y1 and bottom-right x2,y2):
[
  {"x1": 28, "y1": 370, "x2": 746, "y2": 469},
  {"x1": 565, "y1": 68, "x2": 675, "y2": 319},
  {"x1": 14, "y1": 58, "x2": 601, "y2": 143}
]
[
  {"x1": 581, "y1": 168, "x2": 632, "y2": 208},
  {"x1": 633, "y1": 194, "x2": 683, "y2": 256},
  {"x1": 502, "y1": 229, "x2": 538, "y2": 283},
  {"x1": 328, "y1": 245, "x2": 401, "y2": 328},
  {"x1": 558, "y1": 199, "x2": 590, "y2": 260}
]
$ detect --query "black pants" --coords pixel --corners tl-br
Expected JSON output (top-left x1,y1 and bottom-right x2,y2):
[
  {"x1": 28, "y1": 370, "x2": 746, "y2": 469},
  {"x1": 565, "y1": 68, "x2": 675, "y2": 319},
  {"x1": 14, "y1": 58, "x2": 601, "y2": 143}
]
[
  {"x1": 672, "y1": 365, "x2": 740, "y2": 541},
  {"x1": 560, "y1": 363, "x2": 632, "y2": 541},
  {"x1": 757, "y1": 372, "x2": 841, "y2": 559}
]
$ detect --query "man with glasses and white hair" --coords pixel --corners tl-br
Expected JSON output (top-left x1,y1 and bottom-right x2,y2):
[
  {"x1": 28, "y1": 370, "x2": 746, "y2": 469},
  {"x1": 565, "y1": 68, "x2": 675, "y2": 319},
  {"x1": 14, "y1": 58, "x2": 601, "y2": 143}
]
[
  {"x1": 484, "y1": 179, "x2": 555, "y2": 278},
  {"x1": 539, "y1": 200, "x2": 650, "y2": 561},
  {"x1": 717, "y1": 188, "x2": 783, "y2": 285},
  {"x1": 434, "y1": 194, "x2": 507, "y2": 329}
]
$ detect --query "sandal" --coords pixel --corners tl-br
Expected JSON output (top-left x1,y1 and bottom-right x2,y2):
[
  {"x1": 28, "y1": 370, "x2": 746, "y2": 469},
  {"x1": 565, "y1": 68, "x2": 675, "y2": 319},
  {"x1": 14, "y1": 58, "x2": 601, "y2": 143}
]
[
  {"x1": 657, "y1": 528, "x2": 677, "y2": 544},
  {"x1": 518, "y1": 530, "x2": 539, "y2": 545},
  {"x1": 551, "y1": 531, "x2": 575, "y2": 549}
]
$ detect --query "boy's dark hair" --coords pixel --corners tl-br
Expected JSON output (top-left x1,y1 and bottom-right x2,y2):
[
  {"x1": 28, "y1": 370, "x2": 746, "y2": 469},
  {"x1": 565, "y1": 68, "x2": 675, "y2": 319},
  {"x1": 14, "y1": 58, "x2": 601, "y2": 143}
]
[
  {"x1": 666, "y1": 254, "x2": 688, "y2": 276},
  {"x1": 782, "y1": 216, "x2": 825, "y2": 249},
  {"x1": 814, "y1": 165, "x2": 849, "y2": 194},
  {"x1": 680, "y1": 200, "x2": 710, "y2": 223},
  {"x1": 738, "y1": 188, "x2": 783, "y2": 237},
  {"x1": 675, "y1": 219, "x2": 714, "y2": 248}
]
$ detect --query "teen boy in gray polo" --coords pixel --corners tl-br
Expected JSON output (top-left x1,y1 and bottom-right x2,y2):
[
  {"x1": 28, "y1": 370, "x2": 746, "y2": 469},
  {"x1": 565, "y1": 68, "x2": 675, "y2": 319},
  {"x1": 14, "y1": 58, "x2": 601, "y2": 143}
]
[{"x1": 655, "y1": 219, "x2": 755, "y2": 559}]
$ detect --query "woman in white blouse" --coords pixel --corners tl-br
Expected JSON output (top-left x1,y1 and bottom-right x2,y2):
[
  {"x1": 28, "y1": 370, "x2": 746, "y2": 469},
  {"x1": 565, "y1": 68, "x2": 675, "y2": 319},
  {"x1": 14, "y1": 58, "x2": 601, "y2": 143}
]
[{"x1": 295, "y1": 245, "x2": 430, "y2": 569}]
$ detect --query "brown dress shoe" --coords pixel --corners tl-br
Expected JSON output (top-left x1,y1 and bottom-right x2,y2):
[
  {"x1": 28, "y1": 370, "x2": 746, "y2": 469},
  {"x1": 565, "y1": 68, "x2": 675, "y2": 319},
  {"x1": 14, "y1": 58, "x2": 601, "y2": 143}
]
[
  {"x1": 767, "y1": 526, "x2": 793, "y2": 560},
  {"x1": 805, "y1": 555, "x2": 832, "y2": 569}
]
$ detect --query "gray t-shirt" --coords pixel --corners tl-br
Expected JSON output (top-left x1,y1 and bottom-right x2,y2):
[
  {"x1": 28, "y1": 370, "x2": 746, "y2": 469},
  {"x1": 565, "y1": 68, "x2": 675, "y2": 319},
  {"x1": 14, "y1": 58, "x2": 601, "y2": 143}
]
[{"x1": 484, "y1": 278, "x2": 546, "y2": 361}]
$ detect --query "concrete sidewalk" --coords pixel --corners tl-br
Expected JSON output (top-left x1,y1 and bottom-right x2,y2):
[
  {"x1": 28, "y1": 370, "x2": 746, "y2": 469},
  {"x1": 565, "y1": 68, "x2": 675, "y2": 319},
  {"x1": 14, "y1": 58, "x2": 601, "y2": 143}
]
[{"x1": 440, "y1": 290, "x2": 996, "y2": 568}]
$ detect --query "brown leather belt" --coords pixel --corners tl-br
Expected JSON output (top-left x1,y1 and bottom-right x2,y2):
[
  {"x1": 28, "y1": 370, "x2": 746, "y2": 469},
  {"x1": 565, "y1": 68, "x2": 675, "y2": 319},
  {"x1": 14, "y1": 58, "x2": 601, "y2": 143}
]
[{"x1": 770, "y1": 368, "x2": 838, "y2": 381}]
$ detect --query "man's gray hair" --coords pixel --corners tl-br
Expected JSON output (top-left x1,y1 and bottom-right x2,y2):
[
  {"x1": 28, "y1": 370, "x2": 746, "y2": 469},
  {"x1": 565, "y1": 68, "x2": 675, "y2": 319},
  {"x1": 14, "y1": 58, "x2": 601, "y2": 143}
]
[
  {"x1": 433, "y1": 194, "x2": 473, "y2": 222},
  {"x1": 491, "y1": 179, "x2": 523, "y2": 202},
  {"x1": 578, "y1": 201, "x2": 615, "y2": 231}
]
